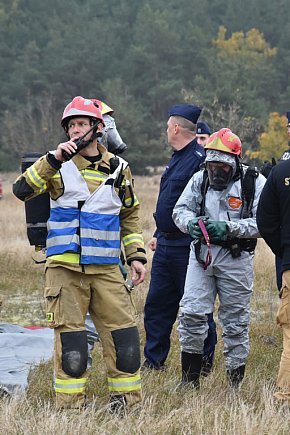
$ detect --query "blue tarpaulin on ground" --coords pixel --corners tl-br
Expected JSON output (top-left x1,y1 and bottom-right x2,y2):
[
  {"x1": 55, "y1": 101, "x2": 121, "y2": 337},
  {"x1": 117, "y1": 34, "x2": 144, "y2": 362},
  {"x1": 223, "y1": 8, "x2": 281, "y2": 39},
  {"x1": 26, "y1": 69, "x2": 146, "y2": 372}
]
[
  {"x1": 0, "y1": 323, "x2": 54, "y2": 395},
  {"x1": 0, "y1": 317, "x2": 99, "y2": 396}
]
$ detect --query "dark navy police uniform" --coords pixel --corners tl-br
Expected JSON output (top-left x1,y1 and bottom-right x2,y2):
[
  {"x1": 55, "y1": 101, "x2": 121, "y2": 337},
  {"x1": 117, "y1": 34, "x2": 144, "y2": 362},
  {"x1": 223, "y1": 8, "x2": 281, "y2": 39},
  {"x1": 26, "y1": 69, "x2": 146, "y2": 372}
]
[{"x1": 144, "y1": 138, "x2": 217, "y2": 369}]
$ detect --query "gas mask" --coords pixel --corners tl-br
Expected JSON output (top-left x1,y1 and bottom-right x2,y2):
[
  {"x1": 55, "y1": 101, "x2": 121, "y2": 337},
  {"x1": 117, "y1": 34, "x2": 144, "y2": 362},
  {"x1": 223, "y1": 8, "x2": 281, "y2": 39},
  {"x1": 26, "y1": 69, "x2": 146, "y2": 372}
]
[{"x1": 205, "y1": 150, "x2": 236, "y2": 191}]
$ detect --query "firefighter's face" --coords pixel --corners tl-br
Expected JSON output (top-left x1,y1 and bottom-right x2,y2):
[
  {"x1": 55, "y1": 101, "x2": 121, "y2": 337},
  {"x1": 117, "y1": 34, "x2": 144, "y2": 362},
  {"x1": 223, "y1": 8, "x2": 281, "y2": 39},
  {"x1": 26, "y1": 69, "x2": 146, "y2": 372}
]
[
  {"x1": 207, "y1": 161, "x2": 233, "y2": 190},
  {"x1": 67, "y1": 117, "x2": 95, "y2": 141}
]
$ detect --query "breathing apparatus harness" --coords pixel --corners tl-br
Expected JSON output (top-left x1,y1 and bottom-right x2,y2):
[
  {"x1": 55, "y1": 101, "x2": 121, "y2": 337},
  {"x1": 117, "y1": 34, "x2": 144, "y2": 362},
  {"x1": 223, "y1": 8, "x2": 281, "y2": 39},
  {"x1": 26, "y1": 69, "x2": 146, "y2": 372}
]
[
  {"x1": 195, "y1": 158, "x2": 259, "y2": 267},
  {"x1": 109, "y1": 156, "x2": 134, "y2": 208}
]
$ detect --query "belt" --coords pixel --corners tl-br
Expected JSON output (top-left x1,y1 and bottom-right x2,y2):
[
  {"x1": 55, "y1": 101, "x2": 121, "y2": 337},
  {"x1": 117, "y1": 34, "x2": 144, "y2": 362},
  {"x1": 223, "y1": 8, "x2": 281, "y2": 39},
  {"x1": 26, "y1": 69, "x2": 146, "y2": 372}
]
[
  {"x1": 204, "y1": 238, "x2": 257, "y2": 250},
  {"x1": 160, "y1": 231, "x2": 189, "y2": 240}
]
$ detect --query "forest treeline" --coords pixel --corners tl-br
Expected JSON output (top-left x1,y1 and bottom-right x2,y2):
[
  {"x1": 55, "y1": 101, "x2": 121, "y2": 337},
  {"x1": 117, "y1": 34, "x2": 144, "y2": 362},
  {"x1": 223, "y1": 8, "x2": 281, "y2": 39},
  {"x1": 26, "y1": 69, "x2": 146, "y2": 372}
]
[{"x1": 1, "y1": 0, "x2": 290, "y2": 173}]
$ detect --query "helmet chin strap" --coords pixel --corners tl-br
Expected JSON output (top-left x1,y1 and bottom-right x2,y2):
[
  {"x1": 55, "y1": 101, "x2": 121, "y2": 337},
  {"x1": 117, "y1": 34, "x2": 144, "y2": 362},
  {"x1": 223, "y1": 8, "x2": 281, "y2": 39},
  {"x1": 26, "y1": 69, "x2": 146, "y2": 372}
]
[{"x1": 73, "y1": 129, "x2": 102, "y2": 150}]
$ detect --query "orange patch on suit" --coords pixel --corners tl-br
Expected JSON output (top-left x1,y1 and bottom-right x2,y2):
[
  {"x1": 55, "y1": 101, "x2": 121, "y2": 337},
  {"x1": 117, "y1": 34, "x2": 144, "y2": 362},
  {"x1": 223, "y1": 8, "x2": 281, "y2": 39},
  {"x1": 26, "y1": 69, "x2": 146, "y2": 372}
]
[{"x1": 228, "y1": 196, "x2": 242, "y2": 209}]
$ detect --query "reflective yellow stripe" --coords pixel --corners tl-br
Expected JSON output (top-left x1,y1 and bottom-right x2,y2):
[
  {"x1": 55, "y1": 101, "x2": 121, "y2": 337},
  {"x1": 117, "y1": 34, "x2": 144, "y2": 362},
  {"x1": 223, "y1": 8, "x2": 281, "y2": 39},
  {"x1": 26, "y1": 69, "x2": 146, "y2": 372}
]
[
  {"x1": 27, "y1": 166, "x2": 47, "y2": 192},
  {"x1": 122, "y1": 233, "x2": 144, "y2": 247},
  {"x1": 80, "y1": 169, "x2": 108, "y2": 182},
  {"x1": 107, "y1": 375, "x2": 141, "y2": 392},
  {"x1": 55, "y1": 377, "x2": 87, "y2": 394},
  {"x1": 52, "y1": 172, "x2": 61, "y2": 179},
  {"x1": 55, "y1": 386, "x2": 86, "y2": 394},
  {"x1": 55, "y1": 377, "x2": 87, "y2": 384},
  {"x1": 49, "y1": 253, "x2": 80, "y2": 263},
  {"x1": 83, "y1": 175, "x2": 107, "y2": 182}
]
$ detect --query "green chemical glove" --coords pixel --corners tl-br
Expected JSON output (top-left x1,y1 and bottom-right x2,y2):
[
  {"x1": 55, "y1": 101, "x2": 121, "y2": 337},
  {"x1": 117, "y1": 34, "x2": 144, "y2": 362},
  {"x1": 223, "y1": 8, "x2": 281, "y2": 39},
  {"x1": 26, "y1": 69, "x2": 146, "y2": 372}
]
[
  {"x1": 205, "y1": 221, "x2": 228, "y2": 241},
  {"x1": 187, "y1": 216, "x2": 209, "y2": 239}
]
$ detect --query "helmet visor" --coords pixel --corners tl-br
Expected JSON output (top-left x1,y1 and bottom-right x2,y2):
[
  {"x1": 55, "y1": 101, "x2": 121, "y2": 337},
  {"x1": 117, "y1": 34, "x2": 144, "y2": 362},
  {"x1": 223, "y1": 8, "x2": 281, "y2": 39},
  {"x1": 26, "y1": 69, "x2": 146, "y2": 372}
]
[{"x1": 206, "y1": 150, "x2": 236, "y2": 190}]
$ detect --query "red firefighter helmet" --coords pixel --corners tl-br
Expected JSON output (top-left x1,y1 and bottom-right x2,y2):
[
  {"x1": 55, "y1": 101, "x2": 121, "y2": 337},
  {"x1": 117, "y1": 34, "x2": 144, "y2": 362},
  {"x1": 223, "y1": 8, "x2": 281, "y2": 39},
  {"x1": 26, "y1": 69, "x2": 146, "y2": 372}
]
[
  {"x1": 204, "y1": 128, "x2": 242, "y2": 157},
  {"x1": 61, "y1": 96, "x2": 105, "y2": 130}
]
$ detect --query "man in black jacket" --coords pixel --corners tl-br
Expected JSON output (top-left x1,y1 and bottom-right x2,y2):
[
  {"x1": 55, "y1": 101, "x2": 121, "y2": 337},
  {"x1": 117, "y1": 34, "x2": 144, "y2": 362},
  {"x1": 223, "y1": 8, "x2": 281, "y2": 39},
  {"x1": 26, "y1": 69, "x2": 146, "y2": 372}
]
[
  {"x1": 257, "y1": 160, "x2": 290, "y2": 404},
  {"x1": 259, "y1": 110, "x2": 290, "y2": 291}
]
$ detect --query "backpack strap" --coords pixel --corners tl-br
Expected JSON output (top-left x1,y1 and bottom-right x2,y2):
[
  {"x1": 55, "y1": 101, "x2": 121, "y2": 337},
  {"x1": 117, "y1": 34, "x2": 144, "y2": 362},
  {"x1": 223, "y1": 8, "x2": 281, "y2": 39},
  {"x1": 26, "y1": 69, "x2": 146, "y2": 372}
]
[
  {"x1": 241, "y1": 166, "x2": 259, "y2": 218},
  {"x1": 200, "y1": 169, "x2": 210, "y2": 216}
]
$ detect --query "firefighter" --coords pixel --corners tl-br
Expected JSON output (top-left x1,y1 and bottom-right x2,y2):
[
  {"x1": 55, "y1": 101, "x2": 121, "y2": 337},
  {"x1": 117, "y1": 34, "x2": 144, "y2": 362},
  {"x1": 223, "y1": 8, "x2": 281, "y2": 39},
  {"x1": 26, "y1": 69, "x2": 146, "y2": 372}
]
[
  {"x1": 172, "y1": 128, "x2": 266, "y2": 389},
  {"x1": 13, "y1": 96, "x2": 147, "y2": 413}
]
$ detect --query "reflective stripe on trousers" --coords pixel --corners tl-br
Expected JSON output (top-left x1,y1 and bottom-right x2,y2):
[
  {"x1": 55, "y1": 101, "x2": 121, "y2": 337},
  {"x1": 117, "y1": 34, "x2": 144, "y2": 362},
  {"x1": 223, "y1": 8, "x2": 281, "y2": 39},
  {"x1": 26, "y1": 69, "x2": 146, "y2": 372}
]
[
  {"x1": 45, "y1": 265, "x2": 142, "y2": 409},
  {"x1": 107, "y1": 375, "x2": 141, "y2": 392}
]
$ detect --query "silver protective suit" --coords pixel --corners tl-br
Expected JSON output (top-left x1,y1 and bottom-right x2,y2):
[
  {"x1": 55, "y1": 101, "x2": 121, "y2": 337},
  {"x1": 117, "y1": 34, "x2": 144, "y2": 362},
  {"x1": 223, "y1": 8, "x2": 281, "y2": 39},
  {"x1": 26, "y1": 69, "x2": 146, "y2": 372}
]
[{"x1": 172, "y1": 165, "x2": 266, "y2": 369}]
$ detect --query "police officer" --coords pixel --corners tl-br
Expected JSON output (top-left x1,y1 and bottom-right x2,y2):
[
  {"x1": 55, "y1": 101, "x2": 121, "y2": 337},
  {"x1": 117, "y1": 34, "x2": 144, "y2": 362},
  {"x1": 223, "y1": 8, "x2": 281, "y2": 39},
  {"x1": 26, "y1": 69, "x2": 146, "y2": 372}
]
[
  {"x1": 257, "y1": 157, "x2": 290, "y2": 404},
  {"x1": 196, "y1": 121, "x2": 211, "y2": 147},
  {"x1": 13, "y1": 96, "x2": 147, "y2": 413},
  {"x1": 143, "y1": 104, "x2": 217, "y2": 372},
  {"x1": 173, "y1": 128, "x2": 265, "y2": 389}
]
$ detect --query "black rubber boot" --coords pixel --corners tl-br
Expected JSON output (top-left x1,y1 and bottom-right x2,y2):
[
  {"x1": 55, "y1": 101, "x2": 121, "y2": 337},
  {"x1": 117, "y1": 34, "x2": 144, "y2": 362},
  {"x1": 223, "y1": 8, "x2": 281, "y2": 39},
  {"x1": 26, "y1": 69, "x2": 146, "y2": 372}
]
[
  {"x1": 180, "y1": 352, "x2": 203, "y2": 389},
  {"x1": 227, "y1": 365, "x2": 246, "y2": 388},
  {"x1": 201, "y1": 353, "x2": 214, "y2": 377}
]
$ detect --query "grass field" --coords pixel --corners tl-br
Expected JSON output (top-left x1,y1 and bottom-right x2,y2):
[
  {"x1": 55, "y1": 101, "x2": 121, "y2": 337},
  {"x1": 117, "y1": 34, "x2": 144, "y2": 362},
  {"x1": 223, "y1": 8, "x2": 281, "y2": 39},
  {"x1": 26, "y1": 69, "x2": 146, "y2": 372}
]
[{"x1": 0, "y1": 172, "x2": 289, "y2": 434}]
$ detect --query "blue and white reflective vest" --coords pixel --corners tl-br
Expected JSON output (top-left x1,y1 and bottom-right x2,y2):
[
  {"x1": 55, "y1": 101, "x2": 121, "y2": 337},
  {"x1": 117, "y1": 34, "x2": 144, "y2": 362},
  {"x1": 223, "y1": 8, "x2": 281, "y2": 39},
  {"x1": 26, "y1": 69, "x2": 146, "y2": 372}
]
[{"x1": 46, "y1": 157, "x2": 127, "y2": 265}]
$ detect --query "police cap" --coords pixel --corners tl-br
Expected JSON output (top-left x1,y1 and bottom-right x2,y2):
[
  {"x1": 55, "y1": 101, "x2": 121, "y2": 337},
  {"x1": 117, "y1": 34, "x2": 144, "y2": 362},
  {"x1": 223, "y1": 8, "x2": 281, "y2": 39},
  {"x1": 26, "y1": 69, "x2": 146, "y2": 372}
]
[
  {"x1": 168, "y1": 104, "x2": 201, "y2": 124},
  {"x1": 196, "y1": 121, "x2": 211, "y2": 135}
]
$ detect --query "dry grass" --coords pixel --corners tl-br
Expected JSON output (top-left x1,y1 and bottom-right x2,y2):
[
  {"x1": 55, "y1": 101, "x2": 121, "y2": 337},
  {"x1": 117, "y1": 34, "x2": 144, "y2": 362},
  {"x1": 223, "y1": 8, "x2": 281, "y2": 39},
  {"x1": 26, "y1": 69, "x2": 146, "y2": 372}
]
[{"x1": 0, "y1": 172, "x2": 289, "y2": 434}]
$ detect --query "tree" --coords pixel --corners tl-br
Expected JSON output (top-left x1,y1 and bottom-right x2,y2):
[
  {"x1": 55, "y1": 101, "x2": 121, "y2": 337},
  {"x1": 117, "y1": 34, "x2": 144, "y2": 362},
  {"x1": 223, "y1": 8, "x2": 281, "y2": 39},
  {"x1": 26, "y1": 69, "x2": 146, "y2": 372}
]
[
  {"x1": 214, "y1": 26, "x2": 277, "y2": 61},
  {"x1": 2, "y1": 93, "x2": 62, "y2": 164},
  {"x1": 246, "y1": 112, "x2": 288, "y2": 162},
  {"x1": 209, "y1": 26, "x2": 278, "y2": 118}
]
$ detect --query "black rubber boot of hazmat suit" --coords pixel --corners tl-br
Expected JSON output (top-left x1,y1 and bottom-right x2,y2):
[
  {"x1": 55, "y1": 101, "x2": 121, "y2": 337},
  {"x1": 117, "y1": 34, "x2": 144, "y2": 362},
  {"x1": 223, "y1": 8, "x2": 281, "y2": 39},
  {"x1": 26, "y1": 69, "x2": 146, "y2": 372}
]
[
  {"x1": 227, "y1": 365, "x2": 245, "y2": 388},
  {"x1": 180, "y1": 352, "x2": 203, "y2": 389}
]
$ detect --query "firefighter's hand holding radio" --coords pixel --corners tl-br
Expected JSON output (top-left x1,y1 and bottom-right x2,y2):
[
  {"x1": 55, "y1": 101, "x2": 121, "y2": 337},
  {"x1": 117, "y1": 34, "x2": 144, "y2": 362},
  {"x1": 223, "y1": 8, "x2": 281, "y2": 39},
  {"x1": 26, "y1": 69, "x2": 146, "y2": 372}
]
[{"x1": 54, "y1": 139, "x2": 78, "y2": 162}]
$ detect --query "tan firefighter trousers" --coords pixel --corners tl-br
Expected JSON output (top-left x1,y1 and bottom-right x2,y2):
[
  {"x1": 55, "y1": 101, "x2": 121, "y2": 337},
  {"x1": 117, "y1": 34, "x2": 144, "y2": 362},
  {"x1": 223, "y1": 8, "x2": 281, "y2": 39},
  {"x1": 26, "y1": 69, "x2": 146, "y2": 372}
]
[
  {"x1": 275, "y1": 269, "x2": 290, "y2": 403},
  {"x1": 44, "y1": 264, "x2": 141, "y2": 409}
]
